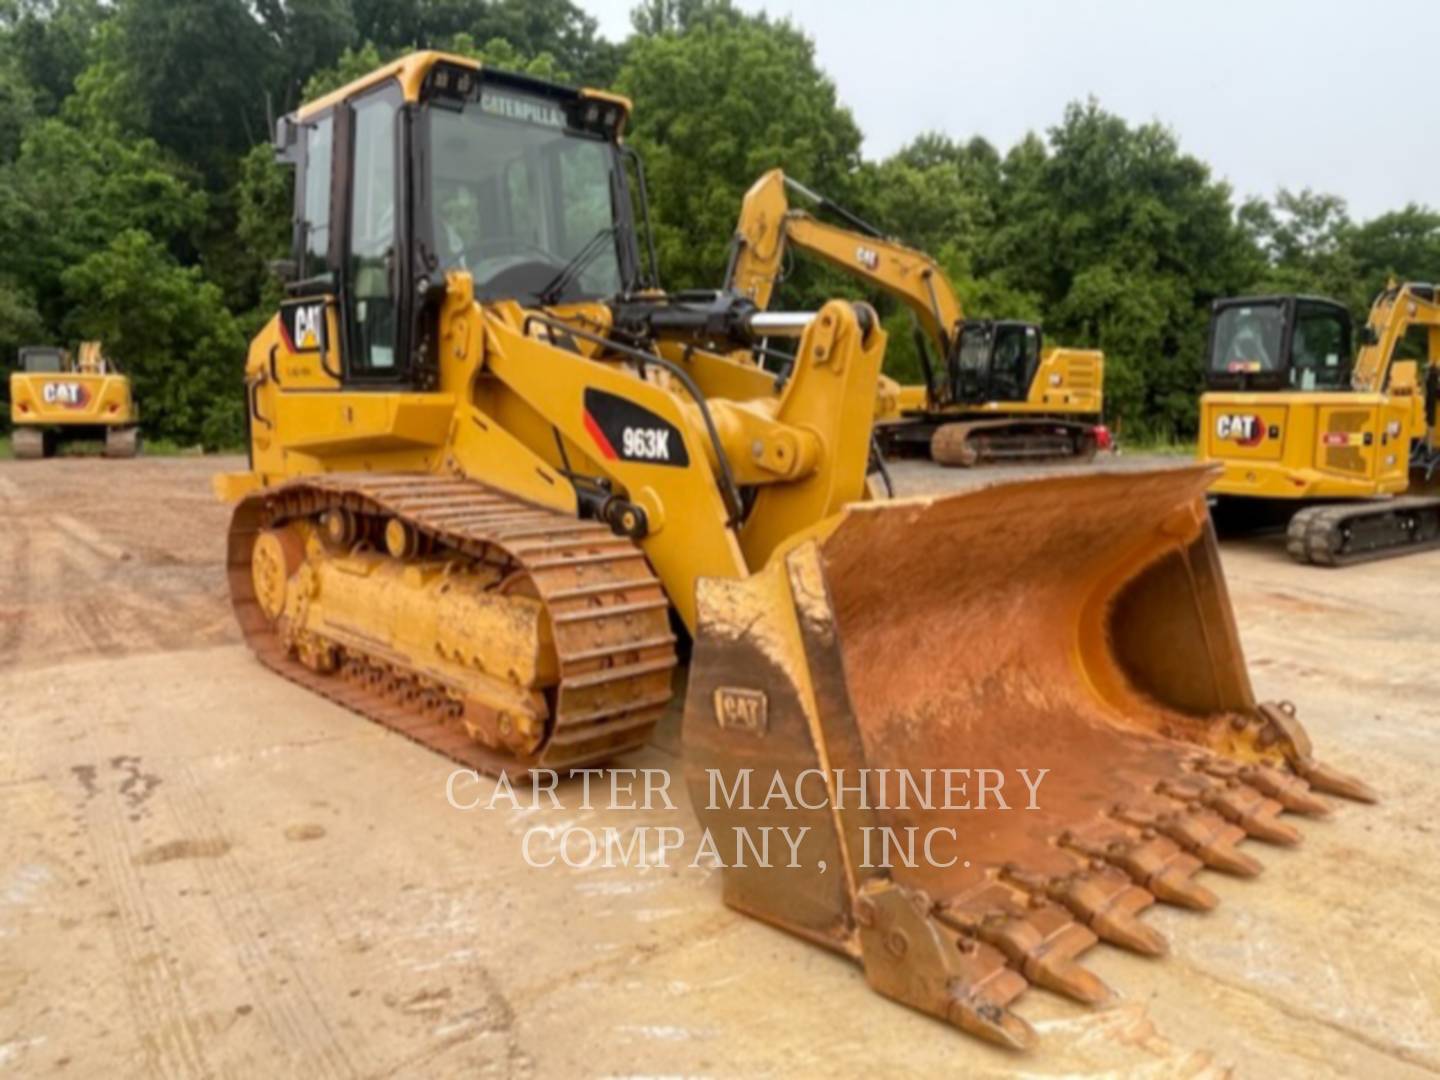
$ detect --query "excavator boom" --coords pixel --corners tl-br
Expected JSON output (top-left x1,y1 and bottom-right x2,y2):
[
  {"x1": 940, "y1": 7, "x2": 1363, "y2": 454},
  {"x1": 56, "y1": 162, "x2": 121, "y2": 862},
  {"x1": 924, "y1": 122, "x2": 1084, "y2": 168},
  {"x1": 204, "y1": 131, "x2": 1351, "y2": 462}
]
[{"x1": 726, "y1": 169, "x2": 1105, "y2": 465}]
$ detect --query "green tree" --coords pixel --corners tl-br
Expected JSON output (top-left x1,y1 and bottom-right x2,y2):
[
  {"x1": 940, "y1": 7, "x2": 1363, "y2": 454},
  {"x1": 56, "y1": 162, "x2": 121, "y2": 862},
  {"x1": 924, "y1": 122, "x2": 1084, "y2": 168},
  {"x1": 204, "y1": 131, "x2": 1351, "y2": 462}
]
[
  {"x1": 972, "y1": 103, "x2": 1257, "y2": 437},
  {"x1": 61, "y1": 229, "x2": 245, "y2": 446},
  {"x1": 0, "y1": 116, "x2": 205, "y2": 325},
  {"x1": 0, "y1": 0, "x2": 104, "y2": 117},
  {"x1": 617, "y1": 1, "x2": 862, "y2": 290},
  {"x1": 1347, "y1": 204, "x2": 1440, "y2": 304}
]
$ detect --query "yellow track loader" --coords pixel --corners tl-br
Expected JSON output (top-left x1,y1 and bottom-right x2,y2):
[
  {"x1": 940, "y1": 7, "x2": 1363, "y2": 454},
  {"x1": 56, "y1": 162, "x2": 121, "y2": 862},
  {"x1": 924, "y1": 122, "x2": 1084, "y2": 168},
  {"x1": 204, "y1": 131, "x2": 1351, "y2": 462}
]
[
  {"x1": 1199, "y1": 282, "x2": 1440, "y2": 564},
  {"x1": 216, "y1": 52, "x2": 1372, "y2": 1048},
  {"x1": 726, "y1": 169, "x2": 1107, "y2": 466},
  {"x1": 8, "y1": 341, "x2": 139, "y2": 458}
]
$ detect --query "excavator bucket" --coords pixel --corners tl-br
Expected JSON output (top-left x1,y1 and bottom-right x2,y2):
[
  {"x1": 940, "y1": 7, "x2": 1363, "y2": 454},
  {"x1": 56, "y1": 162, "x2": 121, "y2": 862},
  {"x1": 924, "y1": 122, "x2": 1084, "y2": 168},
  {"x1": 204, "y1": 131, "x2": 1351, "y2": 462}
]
[{"x1": 683, "y1": 464, "x2": 1374, "y2": 1049}]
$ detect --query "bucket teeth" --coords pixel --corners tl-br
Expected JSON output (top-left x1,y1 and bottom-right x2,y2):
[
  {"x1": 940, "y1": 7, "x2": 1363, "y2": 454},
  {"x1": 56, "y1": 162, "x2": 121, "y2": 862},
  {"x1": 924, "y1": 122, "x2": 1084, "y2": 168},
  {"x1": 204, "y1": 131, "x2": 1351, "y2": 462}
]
[
  {"x1": 1146, "y1": 863, "x2": 1218, "y2": 911},
  {"x1": 1237, "y1": 764, "x2": 1332, "y2": 816},
  {"x1": 1063, "y1": 823, "x2": 1215, "y2": 911},
  {"x1": 1201, "y1": 782, "x2": 1301, "y2": 845},
  {"x1": 1023, "y1": 937, "x2": 1111, "y2": 1005},
  {"x1": 1223, "y1": 798, "x2": 1300, "y2": 845},
  {"x1": 940, "y1": 888, "x2": 1112, "y2": 1006},
  {"x1": 1159, "y1": 809, "x2": 1261, "y2": 877},
  {"x1": 855, "y1": 883, "x2": 1034, "y2": 1050},
  {"x1": 1294, "y1": 757, "x2": 1379, "y2": 804},
  {"x1": 950, "y1": 987, "x2": 1036, "y2": 1051},
  {"x1": 1038, "y1": 870, "x2": 1167, "y2": 957}
]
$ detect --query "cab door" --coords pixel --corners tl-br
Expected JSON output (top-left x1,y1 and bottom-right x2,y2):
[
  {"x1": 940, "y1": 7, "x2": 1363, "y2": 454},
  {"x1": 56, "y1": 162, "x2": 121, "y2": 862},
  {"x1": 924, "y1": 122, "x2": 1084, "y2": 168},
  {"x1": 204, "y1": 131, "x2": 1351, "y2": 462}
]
[
  {"x1": 986, "y1": 324, "x2": 1040, "y2": 403},
  {"x1": 267, "y1": 110, "x2": 344, "y2": 393}
]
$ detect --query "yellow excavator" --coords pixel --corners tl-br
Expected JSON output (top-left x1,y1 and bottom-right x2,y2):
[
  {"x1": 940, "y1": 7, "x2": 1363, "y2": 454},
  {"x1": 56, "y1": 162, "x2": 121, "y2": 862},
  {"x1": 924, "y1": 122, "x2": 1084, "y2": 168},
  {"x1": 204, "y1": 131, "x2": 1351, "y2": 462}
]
[
  {"x1": 725, "y1": 169, "x2": 1107, "y2": 466},
  {"x1": 1199, "y1": 281, "x2": 1440, "y2": 564},
  {"x1": 215, "y1": 52, "x2": 1372, "y2": 1048},
  {"x1": 8, "y1": 341, "x2": 139, "y2": 458}
]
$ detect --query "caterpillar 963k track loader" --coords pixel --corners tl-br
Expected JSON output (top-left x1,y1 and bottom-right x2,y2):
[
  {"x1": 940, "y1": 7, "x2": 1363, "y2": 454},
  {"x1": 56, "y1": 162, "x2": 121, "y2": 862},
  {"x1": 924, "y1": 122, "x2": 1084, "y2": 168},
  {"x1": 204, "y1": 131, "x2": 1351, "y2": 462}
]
[
  {"x1": 726, "y1": 169, "x2": 1107, "y2": 466},
  {"x1": 216, "y1": 52, "x2": 1373, "y2": 1048},
  {"x1": 1200, "y1": 282, "x2": 1440, "y2": 564},
  {"x1": 8, "y1": 341, "x2": 139, "y2": 458}
]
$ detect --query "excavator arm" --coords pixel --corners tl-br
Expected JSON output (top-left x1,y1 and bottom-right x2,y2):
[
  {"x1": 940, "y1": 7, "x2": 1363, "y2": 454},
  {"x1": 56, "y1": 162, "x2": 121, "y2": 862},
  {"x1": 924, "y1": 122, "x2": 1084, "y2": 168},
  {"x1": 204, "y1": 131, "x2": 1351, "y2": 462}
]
[{"x1": 727, "y1": 169, "x2": 964, "y2": 356}]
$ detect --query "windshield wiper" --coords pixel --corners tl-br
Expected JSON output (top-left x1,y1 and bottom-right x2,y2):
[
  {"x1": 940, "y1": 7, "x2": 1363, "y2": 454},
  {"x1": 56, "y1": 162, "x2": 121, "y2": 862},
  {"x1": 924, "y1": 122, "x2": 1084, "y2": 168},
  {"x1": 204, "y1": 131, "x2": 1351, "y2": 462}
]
[{"x1": 537, "y1": 224, "x2": 618, "y2": 305}]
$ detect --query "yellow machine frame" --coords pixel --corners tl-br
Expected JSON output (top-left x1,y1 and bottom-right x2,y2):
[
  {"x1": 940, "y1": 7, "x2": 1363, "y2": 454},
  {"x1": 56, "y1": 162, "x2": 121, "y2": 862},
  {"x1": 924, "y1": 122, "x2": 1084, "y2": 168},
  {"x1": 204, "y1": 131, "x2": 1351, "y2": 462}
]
[
  {"x1": 1199, "y1": 283, "x2": 1440, "y2": 500},
  {"x1": 9, "y1": 341, "x2": 138, "y2": 458},
  {"x1": 726, "y1": 169, "x2": 1103, "y2": 424},
  {"x1": 216, "y1": 52, "x2": 1374, "y2": 1048}
]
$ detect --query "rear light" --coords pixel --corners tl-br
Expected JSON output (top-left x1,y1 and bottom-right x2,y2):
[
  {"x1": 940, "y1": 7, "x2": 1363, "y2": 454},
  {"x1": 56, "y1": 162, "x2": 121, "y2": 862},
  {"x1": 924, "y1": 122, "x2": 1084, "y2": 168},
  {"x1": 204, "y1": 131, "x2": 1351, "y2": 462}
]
[
  {"x1": 1093, "y1": 425, "x2": 1113, "y2": 451},
  {"x1": 18, "y1": 402, "x2": 28, "y2": 412},
  {"x1": 107, "y1": 403, "x2": 118, "y2": 413},
  {"x1": 1322, "y1": 433, "x2": 1348, "y2": 447}
]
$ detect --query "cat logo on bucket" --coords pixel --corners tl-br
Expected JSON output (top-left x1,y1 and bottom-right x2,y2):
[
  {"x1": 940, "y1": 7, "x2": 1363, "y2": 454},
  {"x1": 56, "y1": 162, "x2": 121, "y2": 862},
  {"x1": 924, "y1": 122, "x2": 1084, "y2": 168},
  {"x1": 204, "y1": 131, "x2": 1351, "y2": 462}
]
[
  {"x1": 1215, "y1": 413, "x2": 1266, "y2": 448},
  {"x1": 714, "y1": 687, "x2": 767, "y2": 735},
  {"x1": 41, "y1": 382, "x2": 89, "y2": 408}
]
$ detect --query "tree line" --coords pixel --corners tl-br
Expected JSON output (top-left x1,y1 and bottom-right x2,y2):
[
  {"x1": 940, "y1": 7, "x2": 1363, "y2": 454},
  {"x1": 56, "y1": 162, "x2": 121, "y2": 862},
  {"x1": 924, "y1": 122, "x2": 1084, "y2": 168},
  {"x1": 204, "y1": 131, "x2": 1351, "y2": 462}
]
[{"x1": 1, "y1": 0, "x2": 1436, "y2": 445}]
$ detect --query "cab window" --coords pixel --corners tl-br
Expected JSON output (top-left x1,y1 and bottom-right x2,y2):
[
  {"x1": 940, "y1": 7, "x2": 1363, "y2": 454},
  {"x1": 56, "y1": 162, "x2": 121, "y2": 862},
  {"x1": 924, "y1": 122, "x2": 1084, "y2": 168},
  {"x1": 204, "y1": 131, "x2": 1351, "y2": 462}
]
[
  {"x1": 302, "y1": 118, "x2": 332, "y2": 281},
  {"x1": 348, "y1": 84, "x2": 400, "y2": 375},
  {"x1": 1290, "y1": 302, "x2": 1351, "y2": 391},
  {"x1": 1210, "y1": 304, "x2": 1286, "y2": 375}
]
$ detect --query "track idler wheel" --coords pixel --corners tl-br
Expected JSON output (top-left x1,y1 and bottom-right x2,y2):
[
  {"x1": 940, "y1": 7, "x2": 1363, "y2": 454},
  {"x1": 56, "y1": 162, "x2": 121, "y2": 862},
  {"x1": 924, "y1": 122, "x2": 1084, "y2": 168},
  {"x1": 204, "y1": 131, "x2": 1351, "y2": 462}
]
[{"x1": 251, "y1": 526, "x2": 306, "y2": 620}]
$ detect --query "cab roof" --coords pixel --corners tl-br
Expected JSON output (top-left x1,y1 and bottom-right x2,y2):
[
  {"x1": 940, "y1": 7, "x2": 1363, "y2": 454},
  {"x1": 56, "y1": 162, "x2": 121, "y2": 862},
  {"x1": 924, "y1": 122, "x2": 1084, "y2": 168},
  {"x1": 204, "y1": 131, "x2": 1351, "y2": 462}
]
[{"x1": 294, "y1": 49, "x2": 632, "y2": 131}]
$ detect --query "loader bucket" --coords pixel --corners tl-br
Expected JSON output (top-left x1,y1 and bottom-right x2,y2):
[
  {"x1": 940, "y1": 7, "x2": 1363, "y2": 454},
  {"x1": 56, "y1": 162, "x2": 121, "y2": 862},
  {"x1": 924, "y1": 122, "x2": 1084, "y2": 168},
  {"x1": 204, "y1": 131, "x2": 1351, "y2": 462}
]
[{"x1": 682, "y1": 464, "x2": 1374, "y2": 1049}]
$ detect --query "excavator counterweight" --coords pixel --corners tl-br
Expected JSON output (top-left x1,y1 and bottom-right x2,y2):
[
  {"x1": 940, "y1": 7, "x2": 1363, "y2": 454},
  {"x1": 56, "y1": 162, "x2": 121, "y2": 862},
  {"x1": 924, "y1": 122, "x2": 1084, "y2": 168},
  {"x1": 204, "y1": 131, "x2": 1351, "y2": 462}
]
[
  {"x1": 8, "y1": 341, "x2": 139, "y2": 458},
  {"x1": 1200, "y1": 282, "x2": 1440, "y2": 564}
]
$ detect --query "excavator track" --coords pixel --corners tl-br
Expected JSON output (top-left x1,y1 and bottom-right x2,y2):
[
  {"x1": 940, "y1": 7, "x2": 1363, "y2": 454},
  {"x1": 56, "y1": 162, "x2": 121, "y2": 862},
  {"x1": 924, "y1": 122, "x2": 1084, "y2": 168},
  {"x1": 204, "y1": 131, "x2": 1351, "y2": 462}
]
[
  {"x1": 1286, "y1": 497, "x2": 1440, "y2": 566},
  {"x1": 228, "y1": 472, "x2": 678, "y2": 776},
  {"x1": 103, "y1": 426, "x2": 140, "y2": 458},
  {"x1": 11, "y1": 428, "x2": 44, "y2": 459},
  {"x1": 929, "y1": 418, "x2": 1098, "y2": 468}
]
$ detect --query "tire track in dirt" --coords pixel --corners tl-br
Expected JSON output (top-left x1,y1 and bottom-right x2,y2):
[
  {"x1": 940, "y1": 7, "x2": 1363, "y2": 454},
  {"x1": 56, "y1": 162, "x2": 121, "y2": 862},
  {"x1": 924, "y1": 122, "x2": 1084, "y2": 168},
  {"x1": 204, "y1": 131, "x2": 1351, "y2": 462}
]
[
  {"x1": 159, "y1": 762, "x2": 359, "y2": 1077},
  {"x1": 0, "y1": 458, "x2": 239, "y2": 671},
  {"x1": 82, "y1": 759, "x2": 213, "y2": 1078}
]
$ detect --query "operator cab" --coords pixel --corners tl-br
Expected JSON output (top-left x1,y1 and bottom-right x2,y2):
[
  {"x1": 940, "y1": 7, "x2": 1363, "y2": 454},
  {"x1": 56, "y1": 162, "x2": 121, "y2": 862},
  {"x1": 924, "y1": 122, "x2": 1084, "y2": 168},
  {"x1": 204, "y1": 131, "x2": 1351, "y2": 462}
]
[
  {"x1": 1206, "y1": 296, "x2": 1353, "y2": 393},
  {"x1": 273, "y1": 54, "x2": 648, "y2": 391},
  {"x1": 950, "y1": 320, "x2": 1041, "y2": 405},
  {"x1": 18, "y1": 346, "x2": 64, "y2": 374}
]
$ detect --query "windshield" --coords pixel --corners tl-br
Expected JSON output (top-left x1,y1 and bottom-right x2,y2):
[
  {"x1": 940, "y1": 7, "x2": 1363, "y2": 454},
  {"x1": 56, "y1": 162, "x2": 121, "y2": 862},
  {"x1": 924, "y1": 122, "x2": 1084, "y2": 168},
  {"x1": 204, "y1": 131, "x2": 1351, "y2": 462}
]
[
  {"x1": 1289, "y1": 302, "x2": 1351, "y2": 390},
  {"x1": 956, "y1": 325, "x2": 991, "y2": 371},
  {"x1": 428, "y1": 92, "x2": 625, "y2": 303},
  {"x1": 1210, "y1": 304, "x2": 1286, "y2": 376}
]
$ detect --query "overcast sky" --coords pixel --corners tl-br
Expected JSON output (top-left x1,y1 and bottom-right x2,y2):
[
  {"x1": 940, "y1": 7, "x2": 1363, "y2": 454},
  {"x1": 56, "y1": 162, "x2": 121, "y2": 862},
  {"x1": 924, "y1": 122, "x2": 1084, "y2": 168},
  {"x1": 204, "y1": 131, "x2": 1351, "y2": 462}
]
[{"x1": 586, "y1": 0, "x2": 1428, "y2": 221}]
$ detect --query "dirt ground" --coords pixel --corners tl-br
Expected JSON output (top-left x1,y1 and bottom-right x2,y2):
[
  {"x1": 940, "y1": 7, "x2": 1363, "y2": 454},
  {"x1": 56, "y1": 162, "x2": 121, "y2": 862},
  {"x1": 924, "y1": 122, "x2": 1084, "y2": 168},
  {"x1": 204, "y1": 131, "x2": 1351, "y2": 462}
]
[{"x1": 1, "y1": 453, "x2": 1437, "y2": 1078}]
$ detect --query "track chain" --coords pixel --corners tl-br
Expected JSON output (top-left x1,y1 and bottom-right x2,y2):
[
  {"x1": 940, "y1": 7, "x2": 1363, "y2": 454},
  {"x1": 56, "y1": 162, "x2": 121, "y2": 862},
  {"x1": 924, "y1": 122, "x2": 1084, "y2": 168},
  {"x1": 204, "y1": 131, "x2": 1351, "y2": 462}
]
[
  {"x1": 228, "y1": 472, "x2": 678, "y2": 776},
  {"x1": 1286, "y1": 497, "x2": 1440, "y2": 567}
]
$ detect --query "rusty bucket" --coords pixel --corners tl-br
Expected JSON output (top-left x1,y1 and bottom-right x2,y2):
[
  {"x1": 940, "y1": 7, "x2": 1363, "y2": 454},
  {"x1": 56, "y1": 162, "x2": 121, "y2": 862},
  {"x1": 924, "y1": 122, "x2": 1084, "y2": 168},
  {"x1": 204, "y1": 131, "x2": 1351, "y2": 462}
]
[{"x1": 683, "y1": 464, "x2": 1373, "y2": 1048}]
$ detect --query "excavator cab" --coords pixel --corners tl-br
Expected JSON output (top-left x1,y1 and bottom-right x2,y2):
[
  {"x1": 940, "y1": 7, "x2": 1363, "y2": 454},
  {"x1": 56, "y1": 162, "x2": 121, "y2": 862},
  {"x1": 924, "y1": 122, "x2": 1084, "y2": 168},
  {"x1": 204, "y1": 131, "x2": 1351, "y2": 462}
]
[
  {"x1": 18, "y1": 346, "x2": 64, "y2": 373},
  {"x1": 1200, "y1": 285, "x2": 1440, "y2": 562},
  {"x1": 1204, "y1": 296, "x2": 1354, "y2": 394},
  {"x1": 951, "y1": 320, "x2": 1043, "y2": 404}
]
